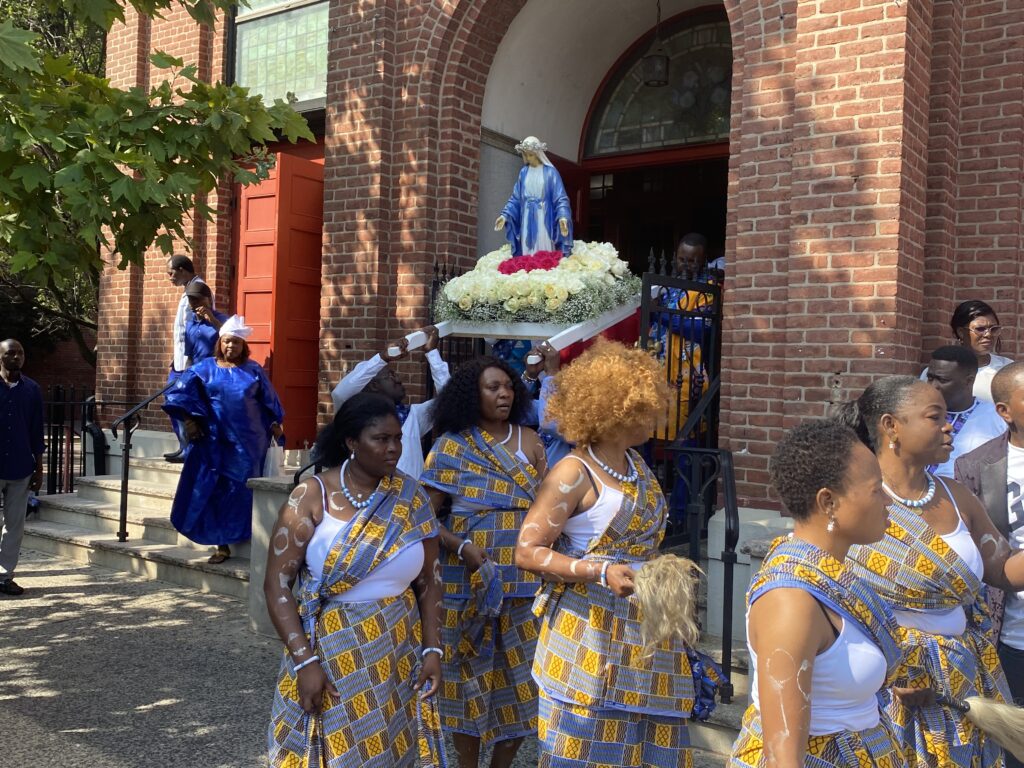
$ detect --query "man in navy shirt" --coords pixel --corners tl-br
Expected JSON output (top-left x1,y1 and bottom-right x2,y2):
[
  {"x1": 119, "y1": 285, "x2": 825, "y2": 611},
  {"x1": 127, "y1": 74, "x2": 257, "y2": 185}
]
[{"x1": 0, "y1": 339, "x2": 44, "y2": 596}]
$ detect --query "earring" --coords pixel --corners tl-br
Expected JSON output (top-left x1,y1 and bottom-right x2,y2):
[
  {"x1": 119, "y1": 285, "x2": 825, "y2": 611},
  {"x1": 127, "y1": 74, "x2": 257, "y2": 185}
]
[
  {"x1": 350, "y1": 449, "x2": 356, "y2": 460},
  {"x1": 888, "y1": 441, "x2": 895, "y2": 450},
  {"x1": 827, "y1": 510, "x2": 838, "y2": 533}
]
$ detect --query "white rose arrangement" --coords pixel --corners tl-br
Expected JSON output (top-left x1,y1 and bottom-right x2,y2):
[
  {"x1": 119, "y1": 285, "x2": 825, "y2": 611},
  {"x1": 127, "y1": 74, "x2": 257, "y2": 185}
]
[{"x1": 435, "y1": 242, "x2": 641, "y2": 324}]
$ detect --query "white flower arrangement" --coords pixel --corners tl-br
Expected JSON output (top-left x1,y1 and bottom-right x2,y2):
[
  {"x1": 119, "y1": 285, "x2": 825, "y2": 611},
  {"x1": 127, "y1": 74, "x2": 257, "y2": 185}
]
[{"x1": 435, "y1": 241, "x2": 641, "y2": 325}]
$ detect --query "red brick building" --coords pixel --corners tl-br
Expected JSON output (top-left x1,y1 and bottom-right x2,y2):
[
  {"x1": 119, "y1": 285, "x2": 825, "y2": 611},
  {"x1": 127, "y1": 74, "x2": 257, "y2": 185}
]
[{"x1": 99, "y1": 0, "x2": 1024, "y2": 510}]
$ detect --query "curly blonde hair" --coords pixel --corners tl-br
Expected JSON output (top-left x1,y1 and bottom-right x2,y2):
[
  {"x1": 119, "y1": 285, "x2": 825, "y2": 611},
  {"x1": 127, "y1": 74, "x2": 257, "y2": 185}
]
[
  {"x1": 545, "y1": 338, "x2": 671, "y2": 445},
  {"x1": 634, "y1": 554, "x2": 702, "y2": 655}
]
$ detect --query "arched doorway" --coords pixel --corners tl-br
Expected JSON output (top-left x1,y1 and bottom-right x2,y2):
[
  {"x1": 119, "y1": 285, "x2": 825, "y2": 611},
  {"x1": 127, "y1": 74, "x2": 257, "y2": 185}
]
[{"x1": 579, "y1": 8, "x2": 731, "y2": 274}]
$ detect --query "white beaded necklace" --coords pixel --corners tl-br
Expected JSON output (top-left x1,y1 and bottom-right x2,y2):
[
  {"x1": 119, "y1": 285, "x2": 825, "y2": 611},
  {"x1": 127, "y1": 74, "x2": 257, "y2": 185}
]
[
  {"x1": 586, "y1": 444, "x2": 639, "y2": 484},
  {"x1": 339, "y1": 459, "x2": 379, "y2": 510},
  {"x1": 882, "y1": 473, "x2": 937, "y2": 510}
]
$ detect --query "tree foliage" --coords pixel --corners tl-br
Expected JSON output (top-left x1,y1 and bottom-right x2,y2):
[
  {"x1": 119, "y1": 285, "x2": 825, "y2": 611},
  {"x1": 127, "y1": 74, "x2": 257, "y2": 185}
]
[{"x1": 0, "y1": 0, "x2": 313, "y2": 365}]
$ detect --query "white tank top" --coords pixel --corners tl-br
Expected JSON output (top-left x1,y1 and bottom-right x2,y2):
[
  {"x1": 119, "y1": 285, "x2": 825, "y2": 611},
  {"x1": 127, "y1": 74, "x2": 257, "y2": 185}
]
[
  {"x1": 748, "y1": 612, "x2": 887, "y2": 735},
  {"x1": 304, "y1": 475, "x2": 424, "y2": 603},
  {"x1": 559, "y1": 456, "x2": 623, "y2": 552},
  {"x1": 893, "y1": 476, "x2": 983, "y2": 636}
]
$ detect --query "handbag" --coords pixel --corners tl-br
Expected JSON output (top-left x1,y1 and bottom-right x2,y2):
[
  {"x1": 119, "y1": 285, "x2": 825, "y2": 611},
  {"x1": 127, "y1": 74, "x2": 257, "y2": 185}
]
[{"x1": 262, "y1": 441, "x2": 286, "y2": 478}]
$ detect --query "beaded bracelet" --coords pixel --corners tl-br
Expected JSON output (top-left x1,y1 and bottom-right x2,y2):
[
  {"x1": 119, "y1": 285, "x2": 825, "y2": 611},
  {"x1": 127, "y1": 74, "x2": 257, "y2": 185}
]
[
  {"x1": 599, "y1": 561, "x2": 610, "y2": 589},
  {"x1": 422, "y1": 646, "x2": 444, "y2": 660},
  {"x1": 293, "y1": 655, "x2": 320, "y2": 673},
  {"x1": 456, "y1": 539, "x2": 470, "y2": 559}
]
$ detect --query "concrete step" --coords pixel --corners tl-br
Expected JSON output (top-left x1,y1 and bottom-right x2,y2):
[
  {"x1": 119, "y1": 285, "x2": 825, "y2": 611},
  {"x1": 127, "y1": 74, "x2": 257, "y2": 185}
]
[
  {"x1": 690, "y1": 696, "x2": 747, "y2": 757},
  {"x1": 34, "y1": 492, "x2": 251, "y2": 559},
  {"x1": 76, "y1": 475, "x2": 176, "y2": 514},
  {"x1": 22, "y1": 519, "x2": 249, "y2": 600},
  {"x1": 122, "y1": 456, "x2": 185, "y2": 485},
  {"x1": 692, "y1": 746, "x2": 730, "y2": 766}
]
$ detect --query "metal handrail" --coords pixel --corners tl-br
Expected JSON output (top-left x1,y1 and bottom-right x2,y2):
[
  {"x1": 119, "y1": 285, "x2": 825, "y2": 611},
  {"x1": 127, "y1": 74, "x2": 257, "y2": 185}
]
[
  {"x1": 671, "y1": 374, "x2": 720, "y2": 448},
  {"x1": 717, "y1": 449, "x2": 739, "y2": 704},
  {"x1": 110, "y1": 383, "x2": 175, "y2": 542}
]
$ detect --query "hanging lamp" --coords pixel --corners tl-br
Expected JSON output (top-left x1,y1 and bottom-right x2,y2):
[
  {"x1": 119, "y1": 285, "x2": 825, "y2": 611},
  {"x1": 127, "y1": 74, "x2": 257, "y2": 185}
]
[{"x1": 642, "y1": 0, "x2": 669, "y2": 87}]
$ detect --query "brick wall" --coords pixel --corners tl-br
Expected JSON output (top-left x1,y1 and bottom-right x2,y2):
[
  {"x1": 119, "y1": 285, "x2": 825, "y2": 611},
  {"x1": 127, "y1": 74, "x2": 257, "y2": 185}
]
[{"x1": 101, "y1": 0, "x2": 1024, "y2": 507}]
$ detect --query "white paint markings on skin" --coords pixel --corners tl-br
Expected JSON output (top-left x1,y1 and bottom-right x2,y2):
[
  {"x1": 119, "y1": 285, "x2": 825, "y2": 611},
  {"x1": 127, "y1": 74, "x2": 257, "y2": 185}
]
[
  {"x1": 278, "y1": 573, "x2": 291, "y2": 590},
  {"x1": 288, "y1": 484, "x2": 308, "y2": 509},
  {"x1": 328, "y1": 492, "x2": 347, "y2": 511},
  {"x1": 558, "y1": 470, "x2": 585, "y2": 494},
  {"x1": 293, "y1": 517, "x2": 315, "y2": 547},
  {"x1": 272, "y1": 526, "x2": 290, "y2": 556}
]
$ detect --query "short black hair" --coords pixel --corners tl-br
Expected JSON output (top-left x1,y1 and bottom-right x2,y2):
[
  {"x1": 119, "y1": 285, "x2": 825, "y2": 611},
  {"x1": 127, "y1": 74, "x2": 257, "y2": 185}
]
[
  {"x1": 431, "y1": 356, "x2": 531, "y2": 435},
  {"x1": 950, "y1": 300, "x2": 999, "y2": 334},
  {"x1": 770, "y1": 420, "x2": 862, "y2": 520},
  {"x1": 313, "y1": 392, "x2": 400, "y2": 468},
  {"x1": 835, "y1": 375, "x2": 923, "y2": 452},
  {"x1": 992, "y1": 362, "x2": 1024, "y2": 406},
  {"x1": 679, "y1": 232, "x2": 707, "y2": 250},
  {"x1": 184, "y1": 281, "x2": 212, "y2": 299},
  {"x1": 930, "y1": 344, "x2": 979, "y2": 373},
  {"x1": 169, "y1": 254, "x2": 195, "y2": 272}
]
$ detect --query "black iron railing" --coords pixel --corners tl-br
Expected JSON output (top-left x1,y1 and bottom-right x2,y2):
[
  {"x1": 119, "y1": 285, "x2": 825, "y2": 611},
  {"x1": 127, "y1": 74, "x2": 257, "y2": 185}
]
[{"x1": 110, "y1": 383, "x2": 174, "y2": 542}]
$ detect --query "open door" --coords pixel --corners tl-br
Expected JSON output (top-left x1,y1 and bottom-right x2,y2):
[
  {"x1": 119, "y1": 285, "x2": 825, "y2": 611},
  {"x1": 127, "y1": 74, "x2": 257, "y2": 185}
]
[{"x1": 234, "y1": 152, "x2": 324, "y2": 449}]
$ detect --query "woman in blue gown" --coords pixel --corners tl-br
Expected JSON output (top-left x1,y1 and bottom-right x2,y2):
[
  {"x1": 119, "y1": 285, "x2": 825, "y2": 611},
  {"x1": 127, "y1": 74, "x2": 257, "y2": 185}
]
[
  {"x1": 183, "y1": 282, "x2": 227, "y2": 364},
  {"x1": 163, "y1": 315, "x2": 284, "y2": 563}
]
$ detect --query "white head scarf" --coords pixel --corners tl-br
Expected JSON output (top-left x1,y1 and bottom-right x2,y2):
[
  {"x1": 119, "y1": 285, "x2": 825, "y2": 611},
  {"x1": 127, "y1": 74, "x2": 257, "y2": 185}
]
[
  {"x1": 219, "y1": 315, "x2": 253, "y2": 339},
  {"x1": 514, "y1": 135, "x2": 553, "y2": 167}
]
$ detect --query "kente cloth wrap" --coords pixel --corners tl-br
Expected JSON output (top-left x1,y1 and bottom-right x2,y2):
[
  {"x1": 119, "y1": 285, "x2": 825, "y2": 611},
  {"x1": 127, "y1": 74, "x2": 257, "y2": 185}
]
[
  {"x1": 421, "y1": 427, "x2": 542, "y2": 746},
  {"x1": 537, "y1": 690, "x2": 693, "y2": 768},
  {"x1": 162, "y1": 358, "x2": 284, "y2": 544},
  {"x1": 421, "y1": 427, "x2": 541, "y2": 601},
  {"x1": 730, "y1": 706, "x2": 906, "y2": 768},
  {"x1": 847, "y1": 499, "x2": 1010, "y2": 768},
  {"x1": 268, "y1": 473, "x2": 446, "y2": 768},
  {"x1": 532, "y1": 451, "x2": 698, "y2": 720},
  {"x1": 729, "y1": 536, "x2": 906, "y2": 767}
]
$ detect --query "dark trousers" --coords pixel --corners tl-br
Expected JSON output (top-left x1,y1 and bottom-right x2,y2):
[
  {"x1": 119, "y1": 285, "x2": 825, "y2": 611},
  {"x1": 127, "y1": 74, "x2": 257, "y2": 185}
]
[{"x1": 998, "y1": 642, "x2": 1024, "y2": 768}]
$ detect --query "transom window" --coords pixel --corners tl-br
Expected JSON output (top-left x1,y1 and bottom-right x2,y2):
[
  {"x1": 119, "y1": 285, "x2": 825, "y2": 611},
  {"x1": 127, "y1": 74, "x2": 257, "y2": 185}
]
[
  {"x1": 585, "y1": 14, "x2": 732, "y2": 158},
  {"x1": 234, "y1": 0, "x2": 328, "y2": 106}
]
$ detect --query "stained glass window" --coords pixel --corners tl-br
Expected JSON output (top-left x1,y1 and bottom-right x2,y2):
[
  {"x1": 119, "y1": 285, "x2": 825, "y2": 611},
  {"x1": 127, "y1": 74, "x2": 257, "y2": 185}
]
[
  {"x1": 585, "y1": 16, "x2": 732, "y2": 157},
  {"x1": 234, "y1": 0, "x2": 328, "y2": 105}
]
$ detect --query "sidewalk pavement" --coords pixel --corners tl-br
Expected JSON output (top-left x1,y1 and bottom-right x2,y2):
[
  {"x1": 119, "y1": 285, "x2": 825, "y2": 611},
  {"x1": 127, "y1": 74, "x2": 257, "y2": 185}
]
[
  {"x1": 1, "y1": 551, "x2": 725, "y2": 768},
  {"x1": 0, "y1": 550, "x2": 544, "y2": 768}
]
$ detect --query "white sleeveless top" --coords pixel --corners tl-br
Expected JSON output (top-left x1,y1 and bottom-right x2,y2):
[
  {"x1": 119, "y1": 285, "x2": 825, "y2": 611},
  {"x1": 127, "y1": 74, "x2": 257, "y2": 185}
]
[
  {"x1": 748, "y1": 613, "x2": 887, "y2": 734},
  {"x1": 893, "y1": 476, "x2": 983, "y2": 636},
  {"x1": 304, "y1": 475, "x2": 424, "y2": 603},
  {"x1": 559, "y1": 456, "x2": 623, "y2": 552}
]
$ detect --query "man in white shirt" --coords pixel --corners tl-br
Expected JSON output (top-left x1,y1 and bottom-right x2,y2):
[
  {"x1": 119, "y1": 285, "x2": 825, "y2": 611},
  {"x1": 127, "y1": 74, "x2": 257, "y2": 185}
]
[
  {"x1": 165, "y1": 255, "x2": 207, "y2": 462},
  {"x1": 331, "y1": 326, "x2": 449, "y2": 479},
  {"x1": 955, "y1": 361, "x2": 1024, "y2": 768},
  {"x1": 926, "y1": 345, "x2": 1007, "y2": 477}
]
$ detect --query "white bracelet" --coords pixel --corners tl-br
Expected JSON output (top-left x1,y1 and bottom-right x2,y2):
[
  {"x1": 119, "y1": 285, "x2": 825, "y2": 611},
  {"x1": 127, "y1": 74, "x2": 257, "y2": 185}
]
[
  {"x1": 422, "y1": 646, "x2": 444, "y2": 660},
  {"x1": 293, "y1": 655, "x2": 320, "y2": 673},
  {"x1": 456, "y1": 539, "x2": 470, "y2": 559},
  {"x1": 599, "y1": 561, "x2": 610, "y2": 588}
]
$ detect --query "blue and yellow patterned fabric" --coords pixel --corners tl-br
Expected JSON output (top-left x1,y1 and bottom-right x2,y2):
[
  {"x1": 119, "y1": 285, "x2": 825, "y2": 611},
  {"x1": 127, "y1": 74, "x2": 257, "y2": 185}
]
[
  {"x1": 532, "y1": 451, "x2": 696, "y2": 767},
  {"x1": 729, "y1": 536, "x2": 907, "y2": 767},
  {"x1": 267, "y1": 473, "x2": 445, "y2": 768},
  {"x1": 421, "y1": 427, "x2": 542, "y2": 747},
  {"x1": 847, "y1": 498, "x2": 1010, "y2": 768}
]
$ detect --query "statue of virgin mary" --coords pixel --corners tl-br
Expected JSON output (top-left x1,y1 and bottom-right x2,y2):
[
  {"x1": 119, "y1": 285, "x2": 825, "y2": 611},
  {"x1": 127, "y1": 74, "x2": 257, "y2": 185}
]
[{"x1": 494, "y1": 136, "x2": 574, "y2": 257}]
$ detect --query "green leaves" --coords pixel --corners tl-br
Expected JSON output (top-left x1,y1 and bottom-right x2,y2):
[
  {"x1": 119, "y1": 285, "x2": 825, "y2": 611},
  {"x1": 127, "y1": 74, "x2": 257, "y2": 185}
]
[
  {"x1": 0, "y1": 1, "x2": 314, "y2": 288},
  {"x1": 0, "y1": 20, "x2": 41, "y2": 72}
]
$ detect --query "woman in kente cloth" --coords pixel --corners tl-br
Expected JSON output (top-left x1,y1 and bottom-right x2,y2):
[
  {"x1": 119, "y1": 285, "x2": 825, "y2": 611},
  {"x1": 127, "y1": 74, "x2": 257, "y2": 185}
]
[
  {"x1": 265, "y1": 393, "x2": 446, "y2": 768},
  {"x1": 182, "y1": 281, "x2": 226, "y2": 364},
  {"x1": 839, "y1": 376, "x2": 1024, "y2": 767},
  {"x1": 730, "y1": 419, "x2": 907, "y2": 767},
  {"x1": 162, "y1": 315, "x2": 284, "y2": 563},
  {"x1": 420, "y1": 357, "x2": 548, "y2": 768},
  {"x1": 516, "y1": 340, "x2": 714, "y2": 768},
  {"x1": 494, "y1": 136, "x2": 573, "y2": 258}
]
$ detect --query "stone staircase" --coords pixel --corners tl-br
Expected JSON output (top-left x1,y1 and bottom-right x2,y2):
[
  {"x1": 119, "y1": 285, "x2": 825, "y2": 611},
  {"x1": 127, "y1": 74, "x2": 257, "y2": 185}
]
[
  {"x1": 23, "y1": 432, "x2": 251, "y2": 600},
  {"x1": 22, "y1": 429, "x2": 749, "y2": 764}
]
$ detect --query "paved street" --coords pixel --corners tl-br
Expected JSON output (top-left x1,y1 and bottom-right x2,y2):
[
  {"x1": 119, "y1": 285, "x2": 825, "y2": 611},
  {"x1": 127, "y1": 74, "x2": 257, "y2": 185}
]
[{"x1": 0, "y1": 550, "x2": 545, "y2": 768}]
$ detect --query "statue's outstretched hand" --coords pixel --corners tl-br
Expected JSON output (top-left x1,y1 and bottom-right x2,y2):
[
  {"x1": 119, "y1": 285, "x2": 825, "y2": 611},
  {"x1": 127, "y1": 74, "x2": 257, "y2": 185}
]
[
  {"x1": 559, "y1": 218, "x2": 569, "y2": 236},
  {"x1": 494, "y1": 215, "x2": 505, "y2": 231}
]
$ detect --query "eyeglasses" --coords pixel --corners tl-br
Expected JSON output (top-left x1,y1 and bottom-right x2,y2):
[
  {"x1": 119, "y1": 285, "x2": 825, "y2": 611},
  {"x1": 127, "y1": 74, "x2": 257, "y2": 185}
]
[{"x1": 969, "y1": 324, "x2": 1002, "y2": 336}]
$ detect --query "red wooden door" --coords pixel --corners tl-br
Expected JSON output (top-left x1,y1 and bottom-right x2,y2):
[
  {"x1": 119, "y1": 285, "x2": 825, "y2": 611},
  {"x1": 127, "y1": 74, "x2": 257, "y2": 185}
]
[{"x1": 234, "y1": 152, "x2": 324, "y2": 449}]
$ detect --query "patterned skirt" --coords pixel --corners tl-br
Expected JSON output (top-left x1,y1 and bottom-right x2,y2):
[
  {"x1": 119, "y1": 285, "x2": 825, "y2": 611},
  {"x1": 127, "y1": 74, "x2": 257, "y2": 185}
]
[
  {"x1": 268, "y1": 591, "x2": 446, "y2": 768},
  {"x1": 439, "y1": 595, "x2": 539, "y2": 746},
  {"x1": 885, "y1": 625, "x2": 1008, "y2": 768},
  {"x1": 730, "y1": 706, "x2": 906, "y2": 767},
  {"x1": 538, "y1": 690, "x2": 691, "y2": 768}
]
